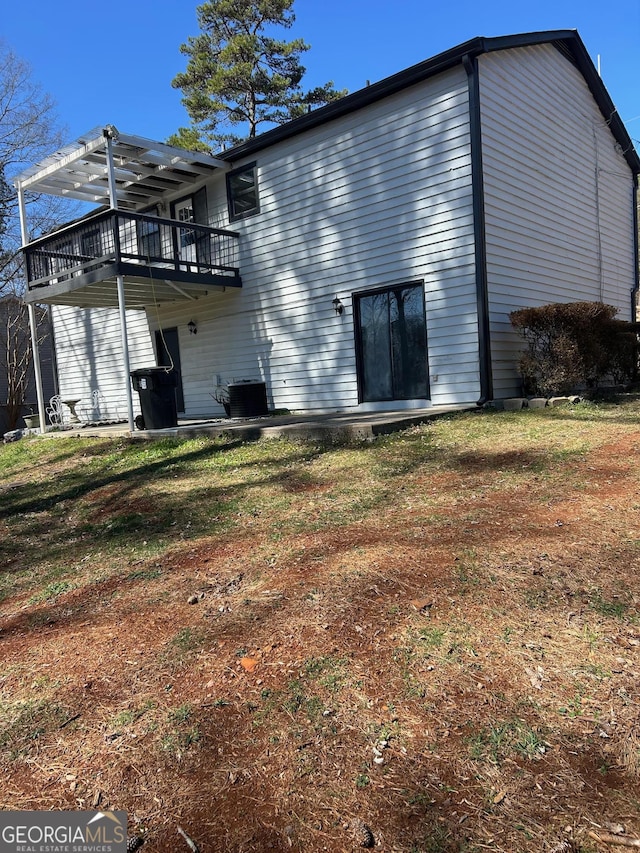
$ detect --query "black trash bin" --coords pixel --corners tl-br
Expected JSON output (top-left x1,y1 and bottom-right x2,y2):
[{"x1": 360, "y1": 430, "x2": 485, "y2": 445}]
[{"x1": 130, "y1": 367, "x2": 178, "y2": 430}]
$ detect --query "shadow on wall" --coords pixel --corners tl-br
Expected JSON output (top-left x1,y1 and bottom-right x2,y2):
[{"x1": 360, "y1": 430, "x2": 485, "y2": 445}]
[
  {"x1": 206, "y1": 290, "x2": 275, "y2": 415},
  {"x1": 231, "y1": 67, "x2": 481, "y2": 413},
  {"x1": 52, "y1": 306, "x2": 154, "y2": 422}
]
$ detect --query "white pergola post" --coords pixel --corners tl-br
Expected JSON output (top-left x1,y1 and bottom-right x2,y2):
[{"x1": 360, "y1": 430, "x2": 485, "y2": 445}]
[
  {"x1": 17, "y1": 183, "x2": 47, "y2": 434},
  {"x1": 105, "y1": 130, "x2": 135, "y2": 433},
  {"x1": 117, "y1": 273, "x2": 135, "y2": 432}
]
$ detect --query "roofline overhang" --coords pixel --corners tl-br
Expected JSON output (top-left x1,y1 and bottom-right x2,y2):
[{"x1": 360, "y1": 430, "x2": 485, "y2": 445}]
[{"x1": 221, "y1": 30, "x2": 640, "y2": 176}]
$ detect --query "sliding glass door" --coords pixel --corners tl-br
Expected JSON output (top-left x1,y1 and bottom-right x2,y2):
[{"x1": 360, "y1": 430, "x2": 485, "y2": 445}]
[{"x1": 355, "y1": 283, "x2": 429, "y2": 402}]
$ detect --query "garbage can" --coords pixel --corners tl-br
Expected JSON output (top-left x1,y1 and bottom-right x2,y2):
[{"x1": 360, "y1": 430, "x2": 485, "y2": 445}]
[
  {"x1": 228, "y1": 381, "x2": 268, "y2": 418},
  {"x1": 130, "y1": 367, "x2": 178, "y2": 430}
]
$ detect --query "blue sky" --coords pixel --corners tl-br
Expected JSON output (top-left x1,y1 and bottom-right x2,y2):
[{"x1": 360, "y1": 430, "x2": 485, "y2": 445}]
[{"x1": 2, "y1": 0, "x2": 639, "y2": 155}]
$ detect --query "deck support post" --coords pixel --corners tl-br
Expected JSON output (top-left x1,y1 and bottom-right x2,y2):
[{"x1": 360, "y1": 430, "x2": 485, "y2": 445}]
[
  {"x1": 105, "y1": 128, "x2": 135, "y2": 434},
  {"x1": 17, "y1": 183, "x2": 47, "y2": 434},
  {"x1": 116, "y1": 273, "x2": 135, "y2": 433}
]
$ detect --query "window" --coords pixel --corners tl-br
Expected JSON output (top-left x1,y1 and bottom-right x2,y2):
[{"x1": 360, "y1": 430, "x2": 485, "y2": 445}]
[
  {"x1": 171, "y1": 188, "x2": 211, "y2": 269},
  {"x1": 226, "y1": 162, "x2": 259, "y2": 221},
  {"x1": 50, "y1": 239, "x2": 74, "y2": 282},
  {"x1": 354, "y1": 283, "x2": 429, "y2": 403},
  {"x1": 175, "y1": 198, "x2": 196, "y2": 256},
  {"x1": 138, "y1": 218, "x2": 162, "y2": 259},
  {"x1": 81, "y1": 228, "x2": 102, "y2": 259}
]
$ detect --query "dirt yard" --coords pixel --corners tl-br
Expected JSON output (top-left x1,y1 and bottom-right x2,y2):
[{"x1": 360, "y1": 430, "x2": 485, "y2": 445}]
[{"x1": 1, "y1": 401, "x2": 639, "y2": 852}]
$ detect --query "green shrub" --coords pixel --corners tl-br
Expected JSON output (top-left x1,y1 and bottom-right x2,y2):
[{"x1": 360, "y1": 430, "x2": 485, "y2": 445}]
[{"x1": 510, "y1": 302, "x2": 637, "y2": 396}]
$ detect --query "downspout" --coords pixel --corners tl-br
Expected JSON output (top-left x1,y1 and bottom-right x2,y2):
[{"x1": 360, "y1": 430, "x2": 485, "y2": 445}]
[
  {"x1": 632, "y1": 175, "x2": 639, "y2": 322},
  {"x1": 462, "y1": 54, "x2": 493, "y2": 405},
  {"x1": 16, "y1": 182, "x2": 47, "y2": 434},
  {"x1": 104, "y1": 127, "x2": 135, "y2": 433}
]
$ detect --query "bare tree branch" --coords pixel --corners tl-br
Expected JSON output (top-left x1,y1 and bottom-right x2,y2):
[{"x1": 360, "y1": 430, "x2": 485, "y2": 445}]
[{"x1": 0, "y1": 40, "x2": 73, "y2": 427}]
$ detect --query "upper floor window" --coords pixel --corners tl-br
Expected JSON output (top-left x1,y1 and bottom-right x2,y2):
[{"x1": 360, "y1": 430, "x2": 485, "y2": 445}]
[
  {"x1": 138, "y1": 217, "x2": 162, "y2": 259},
  {"x1": 226, "y1": 163, "x2": 259, "y2": 221}
]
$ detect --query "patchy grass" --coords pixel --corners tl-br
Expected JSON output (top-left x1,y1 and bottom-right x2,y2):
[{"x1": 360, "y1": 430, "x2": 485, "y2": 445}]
[
  {"x1": 467, "y1": 718, "x2": 547, "y2": 763},
  {"x1": 0, "y1": 699, "x2": 73, "y2": 760},
  {"x1": 1, "y1": 400, "x2": 640, "y2": 850},
  {"x1": 28, "y1": 580, "x2": 76, "y2": 604}
]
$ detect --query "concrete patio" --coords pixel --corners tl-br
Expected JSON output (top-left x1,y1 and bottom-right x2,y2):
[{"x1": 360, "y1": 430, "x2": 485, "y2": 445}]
[{"x1": 31, "y1": 404, "x2": 476, "y2": 443}]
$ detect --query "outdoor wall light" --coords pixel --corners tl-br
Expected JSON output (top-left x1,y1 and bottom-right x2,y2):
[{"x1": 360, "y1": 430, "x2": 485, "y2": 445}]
[
  {"x1": 332, "y1": 296, "x2": 344, "y2": 316},
  {"x1": 188, "y1": 320, "x2": 197, "y2": 335}
]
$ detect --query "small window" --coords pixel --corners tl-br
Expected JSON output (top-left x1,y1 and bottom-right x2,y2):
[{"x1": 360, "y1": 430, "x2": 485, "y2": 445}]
[
  {"x1": 226, "y1": 163, "x2": 259, "y2": 221},
  {"x1": 81, "y1": 228, "x2": 102, "y2": 259},
  {"x1": 138, "y1": 218, "x2": 162, "y2": 259}
]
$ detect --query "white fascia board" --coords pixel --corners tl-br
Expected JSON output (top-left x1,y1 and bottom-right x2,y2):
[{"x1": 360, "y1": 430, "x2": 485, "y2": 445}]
[
  {"x1": 29, "y1": 177, "x2": 109, "y2": 204},
  {"x1": 15, "y1": 135, "x2": 107, "y2": 190},
  {"x1": 115, "y1": 131, "x2": 228, "y2": 170},
  {"x1": 33, "y1": 176, "x2": 144, "y2": 206},
  {"x1": 118, "y1": 148, "x2": 213, "y2": 178}
]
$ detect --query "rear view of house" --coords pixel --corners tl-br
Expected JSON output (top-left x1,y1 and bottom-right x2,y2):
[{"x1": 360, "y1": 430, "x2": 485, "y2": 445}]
[{"x1": 16, "y1": 30, "x2": 639, "y2": 432}]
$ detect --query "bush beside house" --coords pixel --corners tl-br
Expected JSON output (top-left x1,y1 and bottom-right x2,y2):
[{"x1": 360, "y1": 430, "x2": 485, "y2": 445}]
[{"x1": 510, "y1": 302, "x2": 638, "y2": 397}]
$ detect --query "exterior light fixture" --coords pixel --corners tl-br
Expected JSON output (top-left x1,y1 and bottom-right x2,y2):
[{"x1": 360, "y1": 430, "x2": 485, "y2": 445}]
[
  {"x1": 332, "y1": 296, "x2": 344, "y2": 315},
  {"x1": 188, "y1": 320, "x2": 197, "y2": 335}
]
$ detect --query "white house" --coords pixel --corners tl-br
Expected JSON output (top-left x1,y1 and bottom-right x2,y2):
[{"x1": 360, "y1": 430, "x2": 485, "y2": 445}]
[
  {"x1": 50, "y1": 305, "x2": 155, "y2": 423},
  {"x1": 15, "y1": 30, "x2": 640, "y2": 432}
]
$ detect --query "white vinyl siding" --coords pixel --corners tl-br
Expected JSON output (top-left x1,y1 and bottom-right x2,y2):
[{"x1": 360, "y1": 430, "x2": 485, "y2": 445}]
[
  {"x1": 479, "y1": 44, "x2": 637, "y2": 398},
  {"x1": 151, "y1": 66, "x2": 480, "y2": 416},
  {"x1": 51, "y1": 305, "x2": 155, "y2": 421}
]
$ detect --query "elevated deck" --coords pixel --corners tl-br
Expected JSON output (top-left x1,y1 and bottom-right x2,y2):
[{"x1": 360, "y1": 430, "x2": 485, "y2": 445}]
[{"x1": 23, "y1": 209, "x2": 241, "y2": 308}]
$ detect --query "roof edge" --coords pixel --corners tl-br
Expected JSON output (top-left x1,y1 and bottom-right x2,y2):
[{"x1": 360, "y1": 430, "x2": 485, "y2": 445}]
[
  {"x1": 220, "y1": 34, "x2": 485, "y2": 161},
  {"x1": 220, "y1": 29, "x2": 640, "y2": 176},
  {"x1": 547, "y1": 33, "x2": 640, "y2": 175}
]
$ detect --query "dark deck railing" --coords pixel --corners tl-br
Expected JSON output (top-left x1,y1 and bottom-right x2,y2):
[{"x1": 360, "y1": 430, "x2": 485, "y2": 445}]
[{"x1": 25, "y1": 209, "x2": 240, "y2": 291}]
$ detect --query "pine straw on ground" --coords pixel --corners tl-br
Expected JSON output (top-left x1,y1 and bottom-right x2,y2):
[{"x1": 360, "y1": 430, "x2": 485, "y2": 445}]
[{"x1": 1, "y1": 402, "x2": 640, "y2": 852}]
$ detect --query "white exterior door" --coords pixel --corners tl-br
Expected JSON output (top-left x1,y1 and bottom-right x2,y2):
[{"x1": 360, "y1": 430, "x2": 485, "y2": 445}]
[{"x1": 175, "y1": 198, "x2": 196, "y2": 266}]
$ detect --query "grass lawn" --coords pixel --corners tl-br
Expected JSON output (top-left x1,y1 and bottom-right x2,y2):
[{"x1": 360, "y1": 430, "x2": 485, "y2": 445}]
[{"x1": 1, "y1": 400, "x2": 640, "y2": 852}]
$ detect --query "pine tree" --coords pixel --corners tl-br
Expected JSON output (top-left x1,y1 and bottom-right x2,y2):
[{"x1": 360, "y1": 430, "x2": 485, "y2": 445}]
[{"x1": 170, "y1": 0, "x2": 346, "y2": 150}]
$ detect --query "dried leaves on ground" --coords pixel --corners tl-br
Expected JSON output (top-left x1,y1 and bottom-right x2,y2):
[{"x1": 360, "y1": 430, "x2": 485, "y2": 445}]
[{"x1": 1, "y1": 400, "x2": 640, "y2": 852}]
